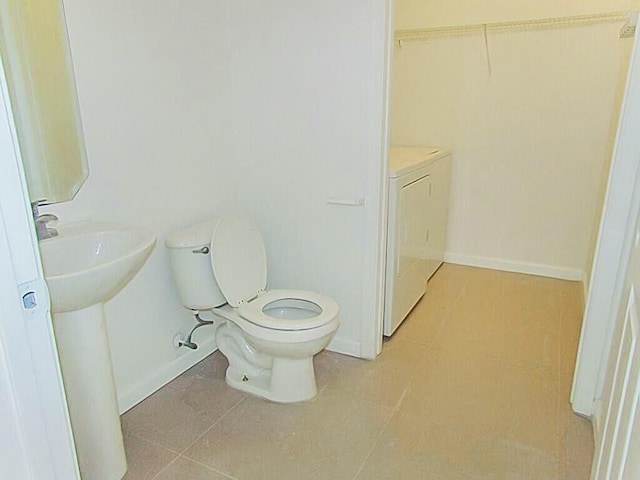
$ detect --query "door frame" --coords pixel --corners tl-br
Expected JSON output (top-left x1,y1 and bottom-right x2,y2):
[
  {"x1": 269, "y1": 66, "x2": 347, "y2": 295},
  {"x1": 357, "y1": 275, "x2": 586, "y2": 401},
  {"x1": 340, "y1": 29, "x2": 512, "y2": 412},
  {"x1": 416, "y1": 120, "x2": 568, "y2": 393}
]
[
  {"x1": 572, "y1": 24, "x2": 640, "y2": 417},
  {"x1": 359, "y1": 0, "x2": 394, "y2": 359},
  {"x1": 0, "y1": 47, "x2": 79, "y2": 479}
]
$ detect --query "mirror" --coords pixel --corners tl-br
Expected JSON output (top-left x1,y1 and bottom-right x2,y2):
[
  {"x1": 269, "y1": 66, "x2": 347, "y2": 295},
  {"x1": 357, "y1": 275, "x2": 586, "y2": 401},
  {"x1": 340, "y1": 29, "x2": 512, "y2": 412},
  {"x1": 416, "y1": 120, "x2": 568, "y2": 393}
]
[{"x1": 0, "y1": 0, "x2": 88, "y2": 204}]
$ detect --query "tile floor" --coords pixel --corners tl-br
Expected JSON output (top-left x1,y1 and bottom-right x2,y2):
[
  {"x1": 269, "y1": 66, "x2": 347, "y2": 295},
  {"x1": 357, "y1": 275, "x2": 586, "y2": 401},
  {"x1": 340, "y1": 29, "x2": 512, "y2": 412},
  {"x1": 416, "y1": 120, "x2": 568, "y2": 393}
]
[{"x1": 121, "y1": 264, "x2": 594, "y2": 479}]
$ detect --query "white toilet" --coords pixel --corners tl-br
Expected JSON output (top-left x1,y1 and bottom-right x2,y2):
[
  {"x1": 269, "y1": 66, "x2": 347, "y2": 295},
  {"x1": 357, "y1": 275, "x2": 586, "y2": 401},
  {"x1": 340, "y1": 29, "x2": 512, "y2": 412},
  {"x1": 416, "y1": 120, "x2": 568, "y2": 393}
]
[{"x1": 165, "y1": 214, "x2": 340, "y2": 403}]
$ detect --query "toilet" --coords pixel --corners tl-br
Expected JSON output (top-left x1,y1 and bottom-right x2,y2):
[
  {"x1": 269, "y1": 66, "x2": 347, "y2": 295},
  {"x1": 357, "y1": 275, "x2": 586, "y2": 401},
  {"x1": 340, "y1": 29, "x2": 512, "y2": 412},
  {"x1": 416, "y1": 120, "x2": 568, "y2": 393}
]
[{"x1": 165, "y1": 214, "x2": 340, "y2": 403}]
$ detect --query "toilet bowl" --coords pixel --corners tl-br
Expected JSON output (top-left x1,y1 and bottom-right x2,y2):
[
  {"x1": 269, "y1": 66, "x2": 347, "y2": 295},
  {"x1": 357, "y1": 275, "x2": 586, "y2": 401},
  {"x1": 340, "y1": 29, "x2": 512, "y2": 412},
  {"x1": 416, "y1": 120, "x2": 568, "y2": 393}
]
[{"x1": 165, "y1": 214, "x2": 340, "y2": 403}]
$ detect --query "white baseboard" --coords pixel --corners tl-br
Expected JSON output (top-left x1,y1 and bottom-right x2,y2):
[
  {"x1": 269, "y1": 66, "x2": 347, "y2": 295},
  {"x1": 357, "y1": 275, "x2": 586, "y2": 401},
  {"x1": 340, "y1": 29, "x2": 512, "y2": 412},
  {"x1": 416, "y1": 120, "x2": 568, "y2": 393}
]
[
  {"x1": 119, "y1": 333, "x2": 362, "y2": 413},
  {"x1": 118, "y1": 336, "x2": 218, "y2": 414},
  {"x1": 582, "y1": 270, "x2": 591, "y2": 311},
  {"x1": 591, "y1": 398, "x2": 603, "y2": 477},
  {"x1": 592, "y1": 398, "x2": 603, "y2": 446},
  {"x1": 444, "y1": 253, "x2": 584, "y2": 281},
  {"x1": 327, "y1": 335, "x2": 361, "y2": 358}
]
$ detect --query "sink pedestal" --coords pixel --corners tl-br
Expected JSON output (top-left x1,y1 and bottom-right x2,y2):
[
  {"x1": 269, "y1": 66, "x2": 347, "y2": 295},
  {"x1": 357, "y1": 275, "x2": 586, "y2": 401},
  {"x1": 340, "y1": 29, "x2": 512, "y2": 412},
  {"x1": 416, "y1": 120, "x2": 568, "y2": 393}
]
[
  {"x1": 39, "y1": 220, "x2": 156, "y2": 479},
  {"x1": 53, "y1": 304, "x2": 127, "y2": 480}
]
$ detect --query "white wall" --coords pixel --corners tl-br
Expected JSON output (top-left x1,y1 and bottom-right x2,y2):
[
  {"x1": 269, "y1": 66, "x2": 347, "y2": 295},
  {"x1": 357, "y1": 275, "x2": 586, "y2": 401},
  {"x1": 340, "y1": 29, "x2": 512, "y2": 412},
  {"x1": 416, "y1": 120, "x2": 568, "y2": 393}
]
[
  {"x1": 395, "y1": 0, "x2": 640, "y2": 29},
  {"x1": 391, "y1": 20, "x2": 632, "y2": 278},
  {"x1": 50, "y1": 0, "x2": 237, "y2": 411},
  {"x1": 228, "y1": 0, "x2": 387, "y2": 355},
  {"x1": 40, "y1": 0, "x2": 387, "y2": 410}
]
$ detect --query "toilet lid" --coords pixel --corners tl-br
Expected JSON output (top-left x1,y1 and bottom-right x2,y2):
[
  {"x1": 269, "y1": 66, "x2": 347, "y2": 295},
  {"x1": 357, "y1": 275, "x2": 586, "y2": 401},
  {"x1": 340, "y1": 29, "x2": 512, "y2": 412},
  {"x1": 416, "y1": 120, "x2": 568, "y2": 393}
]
[{"x1": 210, "y1": 214, "x2": 267, "y2": 307}]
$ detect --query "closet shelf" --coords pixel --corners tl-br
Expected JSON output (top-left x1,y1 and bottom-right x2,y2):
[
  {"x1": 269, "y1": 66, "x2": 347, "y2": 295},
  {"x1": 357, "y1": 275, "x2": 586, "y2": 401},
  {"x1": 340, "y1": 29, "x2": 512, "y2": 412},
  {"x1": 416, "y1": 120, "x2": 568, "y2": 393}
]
[{"x1": 395, "y1": 10, "x2": 634, "y2": 45}]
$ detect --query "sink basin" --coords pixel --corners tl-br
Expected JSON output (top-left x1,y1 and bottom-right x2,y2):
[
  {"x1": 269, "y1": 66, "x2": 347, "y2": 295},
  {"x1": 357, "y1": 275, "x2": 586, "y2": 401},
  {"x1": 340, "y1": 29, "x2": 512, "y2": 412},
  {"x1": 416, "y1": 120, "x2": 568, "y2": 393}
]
[
  {"x1": 39, "y1": 221, "x2": 156, "y2": 313},
  {"x1": 39, "y1": 220, "x2": 156, "y2": 480}
]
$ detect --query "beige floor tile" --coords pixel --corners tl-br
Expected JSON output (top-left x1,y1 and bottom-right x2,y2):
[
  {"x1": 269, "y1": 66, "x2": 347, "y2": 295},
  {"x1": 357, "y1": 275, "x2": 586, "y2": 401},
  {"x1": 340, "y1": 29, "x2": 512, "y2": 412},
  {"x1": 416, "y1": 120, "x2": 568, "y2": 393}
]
[
  {"x1": 185, "y1": 351, "x2": 232, "y2": 380},
  {"x1": 122, "y1": 264, "x2": 592, "y2": 480},
  {"x1": 558, "y1": 460, "x2": 592, "y2": 480},
  {"x1": 355, "y1": 411, "x2": 488, "y2": 480},
  {"x1": 503, "y1": 365, "x2": 560, "y2": 457},
  {"x1": 435, "y1": 310, "x2": 508, "y2": 364},
  {"x1": 154, "y1": 457, "x2": 232, "y2": 480},
  {"x1": 401, "y1": 349, "x2": 560, "y2": 456},
  {"x1": 183, "y1": 389, "x2": 392, "y2": 480},
  {"x1": 503, "y1": 323, "x2": 561, "y2": 374},
  {"x1": 121, "y1": 432, "x2": 179, "y2": 480},
  {"x1": 471, "y1": 437, "x2": 559, "y2": 480},
  {"x1": 313, "y1": 349, "x2": 348, "y2": 389},
  {"x1": 401, "y1": 352, "x2": 514, "y2": 440},
  {"x1": 121, "y1": 365, "x2": 246, "y2": 451},
  {"x1": 558, "y1": 375, "x2": 594, "y2": 468},
  {"x1": 325, "y1": 338, "x2": 427, "y2": 408}
]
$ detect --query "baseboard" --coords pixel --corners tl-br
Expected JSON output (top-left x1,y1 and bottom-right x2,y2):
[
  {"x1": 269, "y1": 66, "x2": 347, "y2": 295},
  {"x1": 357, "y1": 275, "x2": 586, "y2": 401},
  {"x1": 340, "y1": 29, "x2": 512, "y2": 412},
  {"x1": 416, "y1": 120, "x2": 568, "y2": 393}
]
[
  {"x1": 582, "y1": 270, "x2": 591, "y2": 312},
  {"x1": 327, "y1": 335, "x2": 361, "y2": 358},
  {"x1": 444, "y1": 253, "x2": 584, "y2": 281},
  {"x1": 118, "y1": 336, "x2": 219, "y2": 414},
  {"x1": 592, "y1": 398, "x2": 603, "y2": 448},
  {"x1": 591, "y1": 398, "x2": 603, "y2": 477},
  {"x1": 119, "y1": 334, "x2": 362, "y2": 412}
]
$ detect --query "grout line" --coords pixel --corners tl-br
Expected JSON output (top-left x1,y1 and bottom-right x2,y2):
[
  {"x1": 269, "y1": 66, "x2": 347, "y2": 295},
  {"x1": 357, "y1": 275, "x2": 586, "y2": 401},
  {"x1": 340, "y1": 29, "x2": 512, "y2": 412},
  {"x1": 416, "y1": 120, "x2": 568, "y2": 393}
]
[
  {"x1": 124, "y1": 391, "x2": 248, "y2": 457},
  {"x1": 145, "y1": 395, "x2": 248, "y2": 480},
  {"x1": 178, "y1": 457, "x2": 241, "y2": 480},
  {"x1": 178, "y1": 394, "x2": 248, "y2": 456},
  {"x1": 166, "y1": 394, "x2": 249, "y2": 479},
  {"x1": 351, "y1": 406, "x2": 394, "y2": 480},
  {"x1": 393, "y1": 382, "x2": 411, "y2": 412},
  {"x1": 351, "y1": 345, "x2": 429, "y2": 479},
  {"x1": 121, "y1": 433, "x2": 183, "y2": 480},
  {"x1": 149, "y1": 454, "x2": 182, "y2": 480},
  {"x1": 125, "y1": 432, "x2": 183, "y2": 456}
]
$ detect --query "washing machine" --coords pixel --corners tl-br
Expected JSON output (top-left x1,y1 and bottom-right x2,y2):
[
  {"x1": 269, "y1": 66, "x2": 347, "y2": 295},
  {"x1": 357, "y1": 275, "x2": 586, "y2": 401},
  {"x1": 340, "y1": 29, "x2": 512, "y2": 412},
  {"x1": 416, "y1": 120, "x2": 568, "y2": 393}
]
[{"x1": 384, "y1": 146, "x2": 452, "y2": 336}]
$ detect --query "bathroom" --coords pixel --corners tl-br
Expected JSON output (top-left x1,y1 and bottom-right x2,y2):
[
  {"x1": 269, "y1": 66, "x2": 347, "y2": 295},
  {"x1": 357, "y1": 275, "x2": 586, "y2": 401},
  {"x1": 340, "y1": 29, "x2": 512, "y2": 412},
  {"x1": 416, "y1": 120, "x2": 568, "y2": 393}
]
[
  {"x1": 1, "y1": 0, "x2": 640, "y2": 478},
  {"x1": 14, "y1": 0, "x2": 389, "y2": 411}
]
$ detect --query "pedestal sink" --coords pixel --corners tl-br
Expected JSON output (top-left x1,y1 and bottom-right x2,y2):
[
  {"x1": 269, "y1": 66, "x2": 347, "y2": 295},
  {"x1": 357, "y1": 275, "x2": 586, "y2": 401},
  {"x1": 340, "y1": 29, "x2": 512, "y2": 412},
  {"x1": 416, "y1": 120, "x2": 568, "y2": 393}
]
[{"x1": 39, "y1": 221, "x2": 156, "y2": 480}]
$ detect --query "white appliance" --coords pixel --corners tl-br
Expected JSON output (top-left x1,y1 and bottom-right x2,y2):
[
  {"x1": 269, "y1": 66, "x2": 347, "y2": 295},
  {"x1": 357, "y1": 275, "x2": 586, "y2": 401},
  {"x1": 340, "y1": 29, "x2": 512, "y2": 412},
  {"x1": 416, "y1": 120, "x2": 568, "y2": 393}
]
[{"x1": 384, "y1": 147, "x2": 452, "y2": 336}]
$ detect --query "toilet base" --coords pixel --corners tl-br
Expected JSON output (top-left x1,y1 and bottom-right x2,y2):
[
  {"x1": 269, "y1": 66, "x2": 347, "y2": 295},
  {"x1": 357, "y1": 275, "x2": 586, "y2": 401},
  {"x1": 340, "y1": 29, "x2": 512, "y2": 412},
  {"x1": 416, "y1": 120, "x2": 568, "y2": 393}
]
[{"x1": 225, "y1": 356, "x2": 318, "y2": 403}]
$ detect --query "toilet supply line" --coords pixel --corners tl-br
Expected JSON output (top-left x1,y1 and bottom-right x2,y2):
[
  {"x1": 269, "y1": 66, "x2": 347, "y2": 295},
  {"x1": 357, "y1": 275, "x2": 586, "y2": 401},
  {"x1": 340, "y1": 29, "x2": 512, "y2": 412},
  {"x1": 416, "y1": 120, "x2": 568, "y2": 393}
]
[
  {"x1": 174, "y1": 312, "x2": 215, "y2": 350},
  {"x1": 174, "y1": 306, "x2": 252, "y2": 350}
]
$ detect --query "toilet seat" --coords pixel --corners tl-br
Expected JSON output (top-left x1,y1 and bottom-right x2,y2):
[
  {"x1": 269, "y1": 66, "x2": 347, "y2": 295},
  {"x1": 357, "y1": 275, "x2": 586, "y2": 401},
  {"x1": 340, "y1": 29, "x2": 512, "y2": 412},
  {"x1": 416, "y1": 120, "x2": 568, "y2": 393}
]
[
  {"x1": 238, "y1": 289, "x2": 339, "y2": 331},
  {"x1": 210, "y1": 215, "x2": 267, "y2": 308},
  {"x1": 210, "y1": 215, "x2": 338, "y2": 332}
]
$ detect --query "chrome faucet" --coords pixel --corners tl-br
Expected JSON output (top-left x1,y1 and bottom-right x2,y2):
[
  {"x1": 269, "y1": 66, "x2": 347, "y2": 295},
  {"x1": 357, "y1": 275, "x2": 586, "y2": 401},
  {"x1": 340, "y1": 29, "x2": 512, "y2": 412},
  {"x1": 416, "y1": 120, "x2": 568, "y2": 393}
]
[{"x1": 31, "y1": 201, "x2": 59, "y2": 241}]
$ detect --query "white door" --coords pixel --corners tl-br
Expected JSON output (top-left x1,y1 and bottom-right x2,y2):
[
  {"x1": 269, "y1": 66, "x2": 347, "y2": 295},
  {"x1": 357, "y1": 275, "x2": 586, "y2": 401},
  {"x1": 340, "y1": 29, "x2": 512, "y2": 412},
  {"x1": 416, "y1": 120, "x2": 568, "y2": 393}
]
[
  {"x1": 572, "y1": 19, "x2": 640, "y2": 416},
  {"x1": 0, "y1": 51, "x2": 80, "y2": 479},
  {"x1": 593, "y1": 206, "x2": 640, "y2": 479}
]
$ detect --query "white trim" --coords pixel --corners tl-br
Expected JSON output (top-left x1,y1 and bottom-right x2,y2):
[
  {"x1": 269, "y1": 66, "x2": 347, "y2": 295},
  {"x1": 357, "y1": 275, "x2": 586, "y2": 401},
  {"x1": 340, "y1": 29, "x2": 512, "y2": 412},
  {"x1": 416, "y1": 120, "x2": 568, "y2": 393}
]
[
  {"x1": 358, "y1": 0, "x2": 394, "y2": 360},
  {"x1": 582, "y1": 270, "x2": 590, "y2": 312},
  {"x1": 572, "y1": 25, "x2": 640, "y2": 416},
  {"x1": 593, "y1": 398, "x2": 604, "y2": 452},
  {"x1": 444, "y1": 252, "x2": 583, "y2": 281},
  {"x1": 0, "y1": 48, "x2": 80, "y2": 478},
  {"x1": 119, "y1": 337, "x2": 218, "y2": 413},
  {"x1": 328, "y1": 336, "x2": 362, "y2": 358},
  {"x1": 120, "y1": 331, "x2": 364, "y2": 414}
]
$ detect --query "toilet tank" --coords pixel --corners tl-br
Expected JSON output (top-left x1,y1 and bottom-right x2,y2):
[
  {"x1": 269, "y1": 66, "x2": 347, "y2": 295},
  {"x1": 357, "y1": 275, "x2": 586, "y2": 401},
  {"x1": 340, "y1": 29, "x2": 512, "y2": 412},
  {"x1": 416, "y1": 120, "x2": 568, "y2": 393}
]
[{"x1": 165, "y1": 219, "x2": 227, "y2": 310}]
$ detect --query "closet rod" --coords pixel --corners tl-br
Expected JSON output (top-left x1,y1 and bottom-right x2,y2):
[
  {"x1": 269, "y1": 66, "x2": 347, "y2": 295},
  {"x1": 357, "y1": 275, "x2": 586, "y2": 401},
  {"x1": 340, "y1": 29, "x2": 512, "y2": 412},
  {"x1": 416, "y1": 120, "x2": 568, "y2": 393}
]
[{"x1": 395, "y1": 10, "x2": 633, "y2": 44}]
